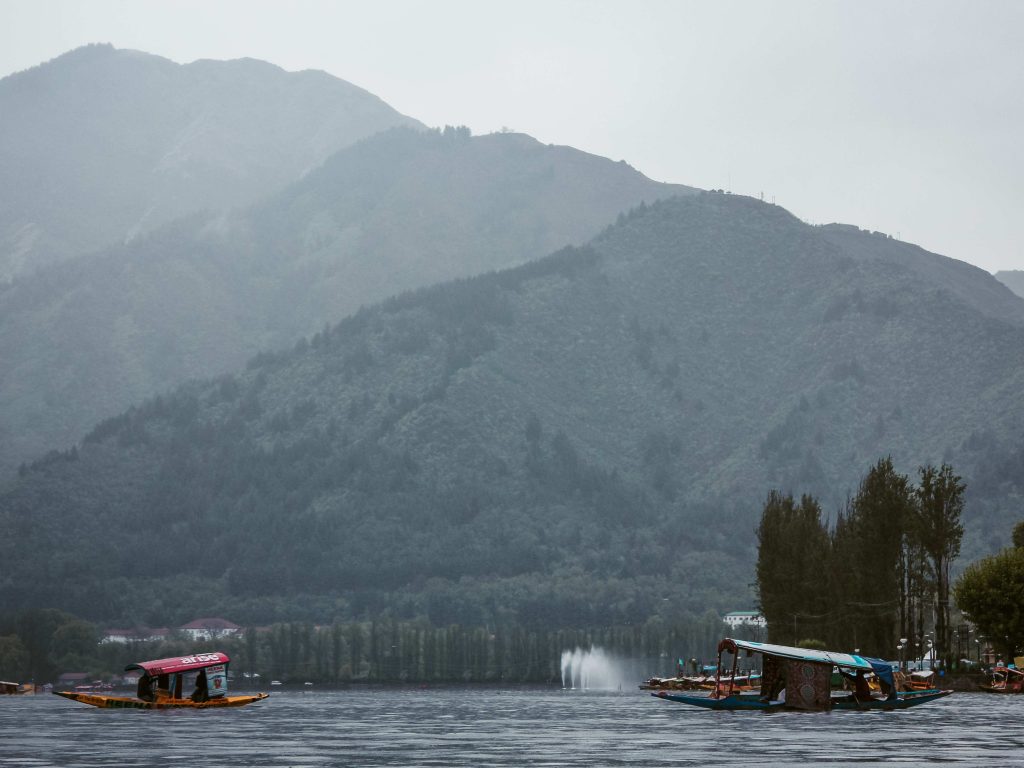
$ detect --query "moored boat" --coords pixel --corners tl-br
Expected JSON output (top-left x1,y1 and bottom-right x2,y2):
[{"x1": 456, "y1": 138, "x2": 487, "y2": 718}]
[
  {"x1": 653, "y1": 687, "x2": 951, "y2": 711},
  {"x1": 979, "y1": 664, "x2": 1024, "y2": 693},
  {"x1": 640, "y1": 672, "x2": 759, "y2": 691},
  {"x1": 53, "y1": 651, "x2": 268, "y2": 709},
  {"x1": 0, "y1": 681, "x2": 40, "y2": 695},
  {"x1": 651, "y1": 638, "x2": 952, "y2": 712}
]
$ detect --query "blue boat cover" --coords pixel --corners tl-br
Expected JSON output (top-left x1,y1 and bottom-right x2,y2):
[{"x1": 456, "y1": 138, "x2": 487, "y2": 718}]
[
  {"x1": 863, "y1": 657, "x2": 898, "y2": 699},
  {"x1": 725, "y1": 639, "x2": 873, "y2": 671},
  {"x1": 863, "y1": 658, "x2": 896, "y2": 686}
]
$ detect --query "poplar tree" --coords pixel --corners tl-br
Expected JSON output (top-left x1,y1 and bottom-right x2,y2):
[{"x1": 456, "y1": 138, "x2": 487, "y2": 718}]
[
  {"x1": 847, "y1": 460, "x2": 913, "y2": 659},
  {"x1": 756, "y1": 491, "x2": 831, "y2": 645},
  {"x1": 916, "y1": 463, "x2": 965, "y2": 666}
]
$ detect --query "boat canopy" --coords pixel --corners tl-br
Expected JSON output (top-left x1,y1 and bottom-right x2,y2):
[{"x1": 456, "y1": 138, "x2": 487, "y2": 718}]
[
  {"x1": 862, "y1": 658, "x2": 897, "y2": 693},
  {"x1": 125, "y1": 652, "x2": 229, "y2": 676},
  {"x1": 719, "y1": 639, "x2": 873, "y2": 671},
  {"x1": 995, "y1": 666, "x2": 1024, "y2": 676}
]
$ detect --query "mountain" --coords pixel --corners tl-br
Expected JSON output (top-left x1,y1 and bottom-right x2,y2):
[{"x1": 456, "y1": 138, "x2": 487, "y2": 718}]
[
  {"x1": 995, "y1": 270, "x2": 1024, "y2": 299},
  {"x1": 3, "y1": 193, "x2": 1022, "y2": 626},
  {"x1": 0, "y1": 126, "x2": 693, "y2": 476},
  {"x1": 0, "y1": 43, "x2": 421, "y2": 280}
]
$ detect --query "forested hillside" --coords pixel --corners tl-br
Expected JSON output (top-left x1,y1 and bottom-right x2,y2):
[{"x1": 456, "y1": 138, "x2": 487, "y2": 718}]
[
  {"x1": 0, "y1": 43, "x2": 420, "y2": 280},
  {"x1": 3, "y1": 193, "x2": 1022, "y2": 629},
  {"x1": 0, "y1": 126, "x2": 691, "y2": 476}
]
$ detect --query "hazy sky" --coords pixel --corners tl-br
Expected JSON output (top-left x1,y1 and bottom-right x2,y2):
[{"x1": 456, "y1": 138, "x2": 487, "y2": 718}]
[{"x1": 1, "y1": 0, "x2": 1021, "y2": 273}]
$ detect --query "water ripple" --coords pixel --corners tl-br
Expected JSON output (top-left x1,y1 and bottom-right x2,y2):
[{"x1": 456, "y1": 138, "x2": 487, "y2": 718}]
[{"x1": 2, "y1": 688, "x2": 1023, "y2": 766}]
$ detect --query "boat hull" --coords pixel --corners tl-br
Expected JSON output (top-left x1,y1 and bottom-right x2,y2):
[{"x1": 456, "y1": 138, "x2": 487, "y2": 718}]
[
  {"x1": 53, "y1": 690, "x2": 269, "y2": 709},
  {"x1": 652, "y1": 691, "x2": 782, "y2": 710},
  {"x1": 831, "y1": 689, "x2": 952, "y2": 710},
  {"x1": 653, "y1": 688, "x2": 951, "y2": 711}
]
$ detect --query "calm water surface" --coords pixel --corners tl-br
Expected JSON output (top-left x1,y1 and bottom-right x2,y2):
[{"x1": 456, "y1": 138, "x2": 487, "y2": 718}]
[{"x1": 2, "y1": 688, "x2": 1022, "y2": 766}]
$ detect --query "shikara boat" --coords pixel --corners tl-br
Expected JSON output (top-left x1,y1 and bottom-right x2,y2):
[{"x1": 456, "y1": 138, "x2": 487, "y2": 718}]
[
  {"x1": 907, "y1": 669, "x2": 936, "y2": 690},
  {"x1": 651, "y1": 638, "x2": 952, "y2": 712},
  {"x1": 652, "y1": 687, "x2": 951, "y2": 711},
  {"x1": 53, "y1": 651, "x2": 268, "y2": 709},
  {"x1": 979, "y1": 664, "x2": 1024, "y2": 693},
  {"x1": 641, "y1": 672, "x2": 760, "y2": 691}
]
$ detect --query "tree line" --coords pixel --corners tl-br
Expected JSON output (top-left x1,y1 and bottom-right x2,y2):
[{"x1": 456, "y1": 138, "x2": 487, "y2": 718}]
[
  {"x1": 0, "y1": 610, "x2": 730, "y2": 685},
  {"x1": 756, "y1": 458, "x2": 964, "y2": 663}
]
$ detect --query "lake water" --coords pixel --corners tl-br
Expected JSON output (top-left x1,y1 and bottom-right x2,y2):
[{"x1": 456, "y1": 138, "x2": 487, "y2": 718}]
[{"x1": 2, "y1": 688, "x2": 1022, "y2": 766}]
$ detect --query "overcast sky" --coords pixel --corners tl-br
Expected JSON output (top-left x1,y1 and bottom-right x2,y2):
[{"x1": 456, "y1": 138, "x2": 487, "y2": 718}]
[{"x1": 1, "y1": 0, "x2": 1021, "y2": 273}]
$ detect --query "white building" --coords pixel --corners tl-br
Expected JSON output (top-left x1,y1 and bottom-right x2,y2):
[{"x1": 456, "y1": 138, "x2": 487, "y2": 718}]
[
  {"x1": 179, "y1": 617, "x2": 242, "y2": 641},
  {"x1": 723, "y1": 611, "x2": 767, "y2": 629},
  {"x1": 101, "y1": 627, "x2": 170, "y2": 644}
]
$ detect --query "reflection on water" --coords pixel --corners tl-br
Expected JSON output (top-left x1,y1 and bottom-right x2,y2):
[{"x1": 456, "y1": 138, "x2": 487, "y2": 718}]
[{"x1": 1, "y1": 688, "x2": 1022, "y2": 766}]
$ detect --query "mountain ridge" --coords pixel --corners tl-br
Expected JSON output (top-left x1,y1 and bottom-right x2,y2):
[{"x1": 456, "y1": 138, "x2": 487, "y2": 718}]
[{"x1": 0, "y1": 43, "x2": 422, "y2": 280}]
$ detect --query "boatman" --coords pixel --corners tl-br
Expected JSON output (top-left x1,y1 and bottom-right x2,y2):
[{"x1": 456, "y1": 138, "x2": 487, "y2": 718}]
[
  {"x1": 191, "y1": 669, "x2": 209, "y2": 703},
  {"x1": 137, "y1": 673, "x2": 155, "y2": 702}
]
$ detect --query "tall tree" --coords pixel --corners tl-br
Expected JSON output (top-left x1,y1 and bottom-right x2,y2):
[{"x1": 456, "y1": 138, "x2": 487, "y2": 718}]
[
  {"x1": 829, "y1": 503, "x2": 860, "y2": 648},
  {"x1": 835, "y1": 458, "x2": 915, "y2": 656},
  {"x1": 1013, "y1": 521, "x2": 1024, "y2": 550},
  {"x1": 916, "y1": 464, "x2": 965, "y2": 666},
  {"x1": 14, "y1": 609, "x2": 78, "y2": 683},
  {"x1": 954, "y1": 542, "x2": 1024, "y2": 661},
  {"x1": 756, "y1": 491, "x2": 831, "y2": 645},
  {"x1": 900, "y1": 521, "x2": 932, "y2": 664},
  {"x1": 0, "y1": 635, "x2": 29, "y2": 681}
]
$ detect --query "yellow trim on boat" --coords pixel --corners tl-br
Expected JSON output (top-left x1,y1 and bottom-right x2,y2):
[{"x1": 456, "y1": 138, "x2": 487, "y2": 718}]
[{"x1": 53, "y1": 690, "x2": 269, "y2": 709}]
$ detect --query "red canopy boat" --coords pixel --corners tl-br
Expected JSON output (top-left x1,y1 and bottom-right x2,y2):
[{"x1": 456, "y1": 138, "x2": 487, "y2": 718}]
[{"x1": 54, "y1": 651, "x2": 268, "y2": 709}]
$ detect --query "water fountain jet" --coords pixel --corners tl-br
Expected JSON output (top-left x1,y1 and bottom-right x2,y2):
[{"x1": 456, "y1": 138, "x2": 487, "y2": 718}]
[{"x1": 560, "y1": 647, "x2": 628, "y2": 691}]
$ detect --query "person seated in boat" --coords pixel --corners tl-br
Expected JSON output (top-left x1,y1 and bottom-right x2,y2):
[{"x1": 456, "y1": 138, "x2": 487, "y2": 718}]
[
  {"x1": 853, "y1": 670, "x2": 873, "y2": 701},
  {"x1": 758, "y1": 656, "x2": 786, "y2": 702},
  {"x1": 838, "y1": 668, "x2": 875, "y2": 701},
  {"x1": 136, "y1": 673, "x2": 155, "y2": 702},
  {"x1": 191, "y1": 669, "x2": 209, "y2": 703},
  {"x1": 155, "y1": 673, "x2": 171, "y2": 699}
]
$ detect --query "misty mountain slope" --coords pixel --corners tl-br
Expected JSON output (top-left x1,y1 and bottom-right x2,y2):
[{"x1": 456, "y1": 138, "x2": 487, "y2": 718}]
[
  {"x1": 3, "y1": 193, "x2": 1022, "y2": 626},
  {"x1": 242, "y1": 126, "x2": 697, "y2": 329},
  {"x1": 819, "y1": 224, "x2": 1024, "y2": 327},
  {"x1": 0, "y1": 127, "x2": 691, "y2": 475},
  {"x1": 996, "y1": 270, "x2": 1024, "y2": 299},
  {"x1": 0, "y1": 43, "x2": 421, "y2": 280}
]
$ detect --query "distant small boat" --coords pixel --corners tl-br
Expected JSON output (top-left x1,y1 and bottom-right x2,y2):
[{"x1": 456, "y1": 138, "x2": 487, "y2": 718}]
[
  {"x1": 641, "y1": 673, "x2": 759, "y2": 692},
  {"x1": 651, "y1": 638, "x2": 951, "y2": 712},
  {"x1": 271, "y1": 680, "x2": 283, "y2": 686},
  {"x1": 2, "y1": 681, "x2": 45, "y2": 695},
  {"x1": 53, "y1": 651, "x2": 268, "y2": 709},
  {"x1": 979, "y1": 665, "x2": 1024, "y2": 693}
]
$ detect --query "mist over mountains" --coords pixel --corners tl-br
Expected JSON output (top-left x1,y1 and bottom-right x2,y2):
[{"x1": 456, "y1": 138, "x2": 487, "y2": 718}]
[
  {"x1": 0, "y1": 124, "x2": 690, "y2": 475},
  {"x1": 0, "y1": 43, "x2": 420, "y2": 280},
  {"x1": 1, "y1": 46, "x2": 1022, "y2": 628}
]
